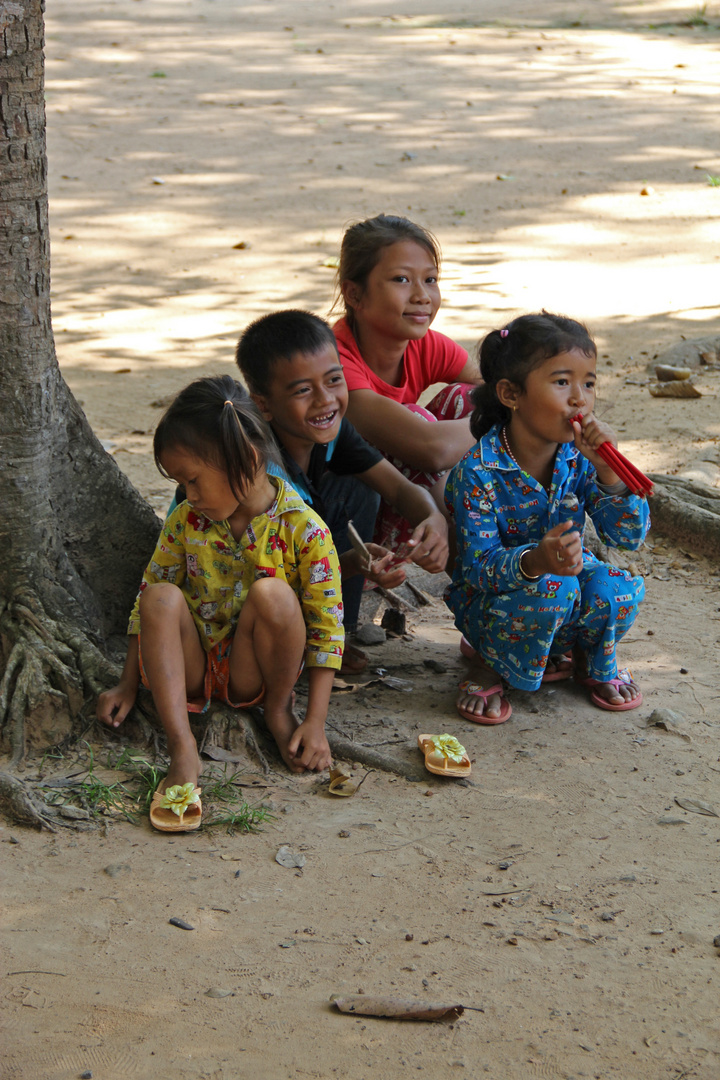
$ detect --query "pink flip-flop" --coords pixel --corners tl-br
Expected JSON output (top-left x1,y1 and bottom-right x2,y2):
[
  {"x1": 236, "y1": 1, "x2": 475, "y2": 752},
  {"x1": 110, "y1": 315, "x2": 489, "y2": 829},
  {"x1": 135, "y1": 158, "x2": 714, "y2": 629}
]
[
  {"x1": 577, "y1": 667, "x2": 643, "y2": 712},
  {"x1": 456, "y1": 680, "x2": 512, "y2": 725}
]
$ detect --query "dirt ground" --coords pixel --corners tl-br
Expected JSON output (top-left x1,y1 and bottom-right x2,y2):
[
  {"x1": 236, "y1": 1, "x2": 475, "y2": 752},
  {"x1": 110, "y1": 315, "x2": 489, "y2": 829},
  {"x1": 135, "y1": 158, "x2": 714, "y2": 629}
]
[{"x1": 3, "y1": 1, "x2": 720, "y2": 1077}]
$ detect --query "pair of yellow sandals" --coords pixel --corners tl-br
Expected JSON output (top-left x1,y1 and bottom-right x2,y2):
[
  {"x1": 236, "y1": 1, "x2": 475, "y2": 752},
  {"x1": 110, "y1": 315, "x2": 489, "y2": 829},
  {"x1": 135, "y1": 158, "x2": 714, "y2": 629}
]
[{"x1": 147, "y1": 739, "x2": 469, "y2": 826}]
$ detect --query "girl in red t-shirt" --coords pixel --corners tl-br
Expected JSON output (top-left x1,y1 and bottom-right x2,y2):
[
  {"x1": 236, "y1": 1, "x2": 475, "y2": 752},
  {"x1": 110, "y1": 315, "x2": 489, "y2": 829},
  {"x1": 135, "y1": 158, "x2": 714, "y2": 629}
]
[{"x1": 332, "y1": 213, "x2": 481, "y2": 549}]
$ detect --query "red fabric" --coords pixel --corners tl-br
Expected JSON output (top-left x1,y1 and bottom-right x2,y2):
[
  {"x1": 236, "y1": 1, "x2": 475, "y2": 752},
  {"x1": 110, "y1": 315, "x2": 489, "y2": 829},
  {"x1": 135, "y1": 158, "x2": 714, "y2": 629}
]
[
  {"x1": 373, "y1": 384, "x2": 476, "y2": 552},
  {"x1": 333, "y1": 317, "x2": 468, "y2": 404},
  {"x1": 139, "y1": 634, "x2": 264, "y2": 715}
]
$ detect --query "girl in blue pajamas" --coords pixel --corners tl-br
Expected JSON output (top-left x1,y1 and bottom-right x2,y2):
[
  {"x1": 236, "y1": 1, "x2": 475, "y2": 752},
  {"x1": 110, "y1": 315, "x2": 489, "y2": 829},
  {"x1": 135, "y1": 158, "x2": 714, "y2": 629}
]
[{"x1": 444, "y1": 313, "x2": 649, "y2": 725}]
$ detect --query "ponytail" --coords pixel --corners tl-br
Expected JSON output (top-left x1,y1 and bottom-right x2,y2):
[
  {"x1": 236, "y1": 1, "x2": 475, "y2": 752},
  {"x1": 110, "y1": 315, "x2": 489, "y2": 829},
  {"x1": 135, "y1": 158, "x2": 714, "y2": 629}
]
[
  {"x1": 218, "y1": 396, "x2": 265, "y2": 500},
  {"x1": 154, "y1": 375, "x2": 280, "y2": 500},
  {"x1": 470, "y1": 330, "x2": 513, "y2": 439}
]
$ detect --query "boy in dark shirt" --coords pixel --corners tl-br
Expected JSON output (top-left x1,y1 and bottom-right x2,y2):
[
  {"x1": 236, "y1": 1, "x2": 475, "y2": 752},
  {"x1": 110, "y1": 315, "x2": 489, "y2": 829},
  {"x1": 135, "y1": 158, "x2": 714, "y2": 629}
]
[{"x1": 235, "y1": 310, "x2": 448, "y2": 669}]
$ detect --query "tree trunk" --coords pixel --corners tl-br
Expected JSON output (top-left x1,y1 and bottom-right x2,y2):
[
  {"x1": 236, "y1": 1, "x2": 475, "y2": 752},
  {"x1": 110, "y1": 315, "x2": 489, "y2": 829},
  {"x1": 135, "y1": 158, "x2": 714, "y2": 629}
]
[{"x1": 0, "y1": 0, "x2": 160, "y2": 762}]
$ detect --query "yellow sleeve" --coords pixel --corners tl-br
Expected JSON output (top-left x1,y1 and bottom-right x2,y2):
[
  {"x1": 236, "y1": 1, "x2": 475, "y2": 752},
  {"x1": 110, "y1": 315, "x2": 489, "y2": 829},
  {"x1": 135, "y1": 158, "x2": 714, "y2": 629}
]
[{"x1": 294, "y1": 513, "x2": 345, "y2": 670}]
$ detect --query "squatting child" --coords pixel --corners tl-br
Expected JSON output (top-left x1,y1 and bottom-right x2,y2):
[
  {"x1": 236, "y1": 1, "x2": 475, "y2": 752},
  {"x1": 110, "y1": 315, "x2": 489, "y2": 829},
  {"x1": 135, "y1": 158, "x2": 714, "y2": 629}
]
[
  {"x1": 235, "y1": 309, "x2": 449, "y2": 669},
  {"x1": 332, "y1": 213, "x2": 482, "y2": 549},
  {"x1": 444, "y1": 313, "x2": 650, "y2": 725},
  {"x1": 97, "y1": 376, "x2": 343, "y2": 831}
]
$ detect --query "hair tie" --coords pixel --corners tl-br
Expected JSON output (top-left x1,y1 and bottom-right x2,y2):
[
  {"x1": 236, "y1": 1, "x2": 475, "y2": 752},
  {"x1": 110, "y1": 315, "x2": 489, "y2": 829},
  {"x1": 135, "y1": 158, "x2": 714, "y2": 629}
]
[
  {"x1": 500, "y1": 328, "x2": 509, "y2": 338},
  {"x1": 224, "y1": 399, "x2": 234, "y2": 406}
]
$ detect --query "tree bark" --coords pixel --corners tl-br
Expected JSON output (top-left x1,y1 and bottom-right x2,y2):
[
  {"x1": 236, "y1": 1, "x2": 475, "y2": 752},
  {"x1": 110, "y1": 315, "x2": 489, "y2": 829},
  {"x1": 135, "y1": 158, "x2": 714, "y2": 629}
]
[{"x1": 0, "y1": 0, "x2": 160, "y2": 761}]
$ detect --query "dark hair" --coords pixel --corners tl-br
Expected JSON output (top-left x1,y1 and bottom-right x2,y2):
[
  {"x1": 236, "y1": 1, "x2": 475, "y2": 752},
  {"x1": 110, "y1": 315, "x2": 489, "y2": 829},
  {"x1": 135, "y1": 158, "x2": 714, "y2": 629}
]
[
  {"x1": 236, "y1": 309, "x2": 338, "y2": 396},
  {"x1": 470, "y1": 312, "x2": 597, "y2": 439},
  {"x1": 154, "y1": 375, "x2": 279, "y2": 501},
  {"x1": 332, "y1": 213, "x2": 441, "y2": 331}
]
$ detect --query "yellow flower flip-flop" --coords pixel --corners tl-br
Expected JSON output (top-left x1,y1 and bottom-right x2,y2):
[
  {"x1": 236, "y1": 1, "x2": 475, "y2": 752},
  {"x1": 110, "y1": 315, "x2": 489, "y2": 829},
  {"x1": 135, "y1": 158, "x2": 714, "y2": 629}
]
[
  {"x1": 149, "y1": 781, "x2": 202, "y2": 832},
  {"x1": 417, "y1": 734, "x2": 472, "y2": 778}
]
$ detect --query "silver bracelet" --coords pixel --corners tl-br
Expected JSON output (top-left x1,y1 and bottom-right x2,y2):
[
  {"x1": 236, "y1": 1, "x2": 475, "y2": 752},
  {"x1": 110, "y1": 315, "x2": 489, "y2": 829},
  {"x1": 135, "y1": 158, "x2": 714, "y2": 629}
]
[{"x1": 518, "y1": 546, "x2": 542, "y2": 582}]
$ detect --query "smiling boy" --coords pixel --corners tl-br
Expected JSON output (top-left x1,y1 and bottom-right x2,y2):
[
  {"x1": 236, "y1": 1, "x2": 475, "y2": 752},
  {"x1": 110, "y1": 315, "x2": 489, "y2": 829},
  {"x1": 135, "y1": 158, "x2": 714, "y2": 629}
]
[{"x1": 235, "y1": 310, "x2": 449, "y2": 667}]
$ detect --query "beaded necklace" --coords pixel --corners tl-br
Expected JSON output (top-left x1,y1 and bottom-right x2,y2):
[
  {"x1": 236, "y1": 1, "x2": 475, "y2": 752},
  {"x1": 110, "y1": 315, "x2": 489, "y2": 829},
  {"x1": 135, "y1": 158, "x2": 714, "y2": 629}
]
[
  {"x1": 501, "y1": 426, "x2": 552, "y2": 493},
  {"x1": 500, "y1": 426, "x2": 521, "y2": 471}
]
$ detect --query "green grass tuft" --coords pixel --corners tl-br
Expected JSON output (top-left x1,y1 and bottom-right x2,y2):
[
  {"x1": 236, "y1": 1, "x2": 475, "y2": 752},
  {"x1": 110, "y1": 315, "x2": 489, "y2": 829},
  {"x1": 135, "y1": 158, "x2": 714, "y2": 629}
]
[
  {"x1": 40, "y1": 745, "x2": 271, "y2": 834},
  {"x1": 201, "y1": 804, "x2": 274, "y2": 835}
]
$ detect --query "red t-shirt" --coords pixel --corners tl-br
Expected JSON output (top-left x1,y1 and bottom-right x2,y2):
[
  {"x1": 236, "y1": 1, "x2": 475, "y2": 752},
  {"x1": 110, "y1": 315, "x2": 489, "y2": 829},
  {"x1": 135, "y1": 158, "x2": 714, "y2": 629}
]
[{"x1": 333, "y1": 317, "x2": 468, "y2": 405}]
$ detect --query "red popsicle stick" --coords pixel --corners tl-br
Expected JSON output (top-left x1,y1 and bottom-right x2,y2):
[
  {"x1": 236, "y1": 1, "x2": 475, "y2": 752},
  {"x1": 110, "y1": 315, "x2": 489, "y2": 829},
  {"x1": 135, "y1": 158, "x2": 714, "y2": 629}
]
[
  {"x1": 599, "y1": 443, "x2": 653, "y2": 494},
  {"x1": 597, "y1": 445, "x2": 652, "y2": 496},
  {"x1": 596, "y1": 442, "x2": 651, "y2": 496},
  {"x1": 599, "y1": 443, "x2": 645, "y2": 486},
  {"x1": 570, "y1": 415, "x2": 653, "y2": 497}
]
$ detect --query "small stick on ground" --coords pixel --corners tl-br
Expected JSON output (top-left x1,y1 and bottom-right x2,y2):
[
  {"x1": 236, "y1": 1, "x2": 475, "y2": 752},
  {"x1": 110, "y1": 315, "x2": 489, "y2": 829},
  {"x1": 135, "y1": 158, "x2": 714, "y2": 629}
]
[{"x1": 326, "y1": 733, "x2": 427, "y2": 782}]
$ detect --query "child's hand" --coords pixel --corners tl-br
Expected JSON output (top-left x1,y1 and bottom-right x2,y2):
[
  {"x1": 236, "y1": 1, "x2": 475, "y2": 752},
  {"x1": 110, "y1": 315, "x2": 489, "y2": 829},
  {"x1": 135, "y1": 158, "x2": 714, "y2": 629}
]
[
  {"x1": 525, "y1": 520, "x2": 583, "y2": 577},
  {"x1": 97, "y1": 682, "x2": 137, "y2": 729},
  {"x1": 406, "y1": 515, "x2": 449, "y2": 573},
  {"x1": 363, "y1": 543, "x2": 408, "y2": 589},
  {"x1": 288, "y1": 721, "x2": 333, "y2": 772},
  {"x1": 572, "y1": 413, "x2": 620, "y2": 484}
]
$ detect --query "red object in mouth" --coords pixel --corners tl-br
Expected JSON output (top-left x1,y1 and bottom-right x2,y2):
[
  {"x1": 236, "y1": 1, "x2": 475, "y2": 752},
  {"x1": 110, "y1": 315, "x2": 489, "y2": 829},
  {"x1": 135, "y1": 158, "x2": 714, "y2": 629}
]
[{"x1": 570, "y1": 413, "x2": 653, "y2": 497}]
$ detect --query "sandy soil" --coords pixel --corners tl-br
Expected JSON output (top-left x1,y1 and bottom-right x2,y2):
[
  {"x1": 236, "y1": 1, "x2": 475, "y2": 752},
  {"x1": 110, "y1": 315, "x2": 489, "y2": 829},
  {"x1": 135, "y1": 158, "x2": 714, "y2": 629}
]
[{"x1": 2, "y1": 1, "x2": 720, "y2": 1077}]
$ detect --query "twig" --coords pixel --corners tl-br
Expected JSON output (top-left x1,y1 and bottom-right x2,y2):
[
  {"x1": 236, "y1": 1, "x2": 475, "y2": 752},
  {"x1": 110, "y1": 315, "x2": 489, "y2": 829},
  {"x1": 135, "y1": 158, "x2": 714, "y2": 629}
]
[
  {"x1": 481, "y1": 886, "x2": 533, "y2": 895},
  {"x1": 347, "y1": 521, "x2": 373, "y2": 572},
  {"x1": 8, "y1": 970, "x2": 66, "y2": 977},
  {"x1": 404, "y1": 580, "x2": 432, "y2": 606},
  {"x1": 362, "y1": 829, "x2": 446, "y2": 855},
  {"x1": 376, "y1": 586, "x2": 417, "y2": 612},
  {"x1": 354, "y1": 769, "x2": 375, "y2": 792},
  {"x1": 326, "y1": 732, "x2": 425, "y2": 781}
]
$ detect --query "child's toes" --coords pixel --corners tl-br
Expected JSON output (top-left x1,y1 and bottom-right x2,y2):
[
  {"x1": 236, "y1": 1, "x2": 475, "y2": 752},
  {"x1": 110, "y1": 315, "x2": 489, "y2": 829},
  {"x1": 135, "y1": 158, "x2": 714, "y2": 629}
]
[{"x1": 456, "y1": 680, "x2": 511, "y2": 725}]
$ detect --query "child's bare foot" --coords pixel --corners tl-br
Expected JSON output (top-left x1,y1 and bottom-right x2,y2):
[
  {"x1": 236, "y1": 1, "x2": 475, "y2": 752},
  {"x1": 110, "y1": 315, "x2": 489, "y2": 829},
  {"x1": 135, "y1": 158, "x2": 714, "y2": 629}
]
[
  {"x1": 543, "y1": 653, "x2": 574, "y2": 680},
  {"x1": 161, "y1": 740, "x2": 201, "y2": 791},
  {"x1": 590, "y1": 675, "x2": 642, "y2": 708},
  {"x1": 576, "y1": 662, "x2": 643, "y2": 712},
  {"x1": 456, "y1": 662, "x2": 512, "y2": 725},
  {"x1": 264, "y1": 698, "x2": 305, "y2": 773}
]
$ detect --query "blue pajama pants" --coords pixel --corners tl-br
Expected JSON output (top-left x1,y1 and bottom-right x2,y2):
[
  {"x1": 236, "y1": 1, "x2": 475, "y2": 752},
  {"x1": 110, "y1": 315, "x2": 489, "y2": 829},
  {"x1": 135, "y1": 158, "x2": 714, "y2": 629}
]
[{"x1": 457, "y1": 558, "x2": 645, "y2": 691}]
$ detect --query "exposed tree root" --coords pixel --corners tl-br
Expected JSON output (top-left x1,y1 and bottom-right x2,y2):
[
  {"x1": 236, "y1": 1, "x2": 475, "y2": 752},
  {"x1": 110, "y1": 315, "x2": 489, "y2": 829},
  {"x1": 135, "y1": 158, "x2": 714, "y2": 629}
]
[
  {"x1": 199, "y1": 705, "x2": 273, "y2": 775},
  {"x1": 198, "y1": 705, "x2": 426, "y2": 781},
  {"x1": 647, "y1": 475, "x2": 720, "y2": 559},
  {"x1": 0, "y1": 590, "x2": 121, "y2": 764},
  {"x1": 0, "y1": 770, "x2": 58, "y2": 831}
]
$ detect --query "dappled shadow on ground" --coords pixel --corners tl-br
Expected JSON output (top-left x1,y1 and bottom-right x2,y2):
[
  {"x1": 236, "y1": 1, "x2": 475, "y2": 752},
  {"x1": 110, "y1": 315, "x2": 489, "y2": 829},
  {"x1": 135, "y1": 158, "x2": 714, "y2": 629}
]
[
  {"x1": 46, "y1": 0, "x2": 720, "y2": 350},
  {"x1": 43, "y1": 0, "x2": 720, "y2": 508}
]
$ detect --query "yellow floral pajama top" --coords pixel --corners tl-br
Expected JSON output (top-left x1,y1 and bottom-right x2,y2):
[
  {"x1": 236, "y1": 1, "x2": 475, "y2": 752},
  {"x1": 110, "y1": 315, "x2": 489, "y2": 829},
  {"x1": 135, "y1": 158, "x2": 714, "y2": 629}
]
[{"x1": 128, "y1": 477, "x2": 344, "y2": 670}]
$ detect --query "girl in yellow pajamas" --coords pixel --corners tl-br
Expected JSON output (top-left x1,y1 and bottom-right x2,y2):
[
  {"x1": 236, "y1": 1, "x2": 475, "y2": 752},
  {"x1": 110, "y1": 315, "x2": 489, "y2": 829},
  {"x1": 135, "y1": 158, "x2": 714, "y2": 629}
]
[{"x1": 97, "y1": 376, "x2": 343, "y2": 831}]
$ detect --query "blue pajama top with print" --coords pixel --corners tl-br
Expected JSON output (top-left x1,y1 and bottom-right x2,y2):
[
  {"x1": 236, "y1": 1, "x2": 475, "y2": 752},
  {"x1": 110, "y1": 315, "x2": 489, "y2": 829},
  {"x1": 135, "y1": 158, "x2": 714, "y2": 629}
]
[{"x1": 444, "y1": 425, "x2": 650, "y2": 690}]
